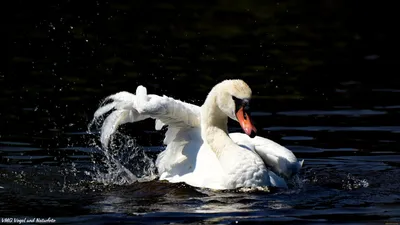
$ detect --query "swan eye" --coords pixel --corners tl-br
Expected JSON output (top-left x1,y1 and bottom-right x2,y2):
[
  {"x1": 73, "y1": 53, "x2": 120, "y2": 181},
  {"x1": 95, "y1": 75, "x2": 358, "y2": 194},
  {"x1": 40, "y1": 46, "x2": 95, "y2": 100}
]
[
  {"x1": 232, "y1": 96, "x2": 241, "y2": 112},
  {"x1": 232, "y1": 96, "x2": 250, "y2": 113}
]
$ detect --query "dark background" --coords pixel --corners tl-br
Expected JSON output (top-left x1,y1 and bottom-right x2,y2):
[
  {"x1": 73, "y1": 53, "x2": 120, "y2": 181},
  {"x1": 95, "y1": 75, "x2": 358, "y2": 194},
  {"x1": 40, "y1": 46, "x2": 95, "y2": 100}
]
[{"x1": 3, "y1": 0, "x2": 400, "y2": 148}]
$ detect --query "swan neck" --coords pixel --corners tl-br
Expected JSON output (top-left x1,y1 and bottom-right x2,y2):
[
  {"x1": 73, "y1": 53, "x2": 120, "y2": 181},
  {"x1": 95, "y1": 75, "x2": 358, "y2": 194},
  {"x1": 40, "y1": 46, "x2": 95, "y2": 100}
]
[{"x1": 201, "y1": 89, "x2": 234, "y2": 157}]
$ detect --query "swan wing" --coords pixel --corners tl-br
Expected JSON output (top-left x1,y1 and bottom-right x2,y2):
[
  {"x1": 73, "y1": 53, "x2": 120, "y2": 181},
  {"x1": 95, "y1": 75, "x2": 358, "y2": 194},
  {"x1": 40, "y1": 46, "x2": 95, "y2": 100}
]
[
  {"x1": 92, "y1": 85, "x2": 204, "y2": 181},
  {"x1": 229, "y1": 132, "x2": 304, "y2": 179},
  {"x1": 93, "y1": 85, "x2": 201, "y2": 149}
]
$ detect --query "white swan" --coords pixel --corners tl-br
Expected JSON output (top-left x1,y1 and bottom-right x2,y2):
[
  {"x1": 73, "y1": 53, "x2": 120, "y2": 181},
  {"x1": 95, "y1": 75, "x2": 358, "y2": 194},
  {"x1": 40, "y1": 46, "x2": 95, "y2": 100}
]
[{"x1": 93, "y1": 79, "x2": 303, "y2": 190}]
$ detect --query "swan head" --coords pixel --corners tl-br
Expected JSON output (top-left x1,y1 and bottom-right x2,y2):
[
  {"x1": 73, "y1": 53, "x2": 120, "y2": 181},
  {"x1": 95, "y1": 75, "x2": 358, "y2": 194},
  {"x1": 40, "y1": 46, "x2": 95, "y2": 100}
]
[{"x1": 215, "y1": 79, "x2": 257, "y2": 138}]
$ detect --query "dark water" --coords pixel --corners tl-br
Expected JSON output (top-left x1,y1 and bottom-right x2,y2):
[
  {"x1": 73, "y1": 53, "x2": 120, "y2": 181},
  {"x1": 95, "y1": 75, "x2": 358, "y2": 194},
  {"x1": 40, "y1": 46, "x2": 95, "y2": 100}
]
[{"x1": 3, "y1": 0, "x2": 400, "y2": 224}]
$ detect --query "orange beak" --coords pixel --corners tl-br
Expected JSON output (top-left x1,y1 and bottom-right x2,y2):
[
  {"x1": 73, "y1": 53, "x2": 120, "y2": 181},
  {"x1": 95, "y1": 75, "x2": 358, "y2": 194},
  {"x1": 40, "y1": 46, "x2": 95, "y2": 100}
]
[{"x1": 236, "y1": 107, "x2": 257, "y2": 138}]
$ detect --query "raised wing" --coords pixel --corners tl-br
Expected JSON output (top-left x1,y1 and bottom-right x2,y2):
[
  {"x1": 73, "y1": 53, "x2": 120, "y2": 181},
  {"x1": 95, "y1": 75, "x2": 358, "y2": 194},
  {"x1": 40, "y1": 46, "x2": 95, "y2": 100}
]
[{"x1": 92, "y1": 85, "x2": 201, "y2": 149}]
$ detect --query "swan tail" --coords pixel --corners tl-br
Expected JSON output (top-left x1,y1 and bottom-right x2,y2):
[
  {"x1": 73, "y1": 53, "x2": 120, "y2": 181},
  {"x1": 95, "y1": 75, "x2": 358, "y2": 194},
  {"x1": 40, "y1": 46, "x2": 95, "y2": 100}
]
[{"x1": 299, "y1": 159, "x2": 304, "y2": 168}]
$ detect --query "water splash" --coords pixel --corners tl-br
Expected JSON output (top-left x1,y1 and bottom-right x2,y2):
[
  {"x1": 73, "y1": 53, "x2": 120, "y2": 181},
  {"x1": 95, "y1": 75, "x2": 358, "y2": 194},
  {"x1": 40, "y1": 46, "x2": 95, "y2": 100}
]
[
  {"x1": 341, "y1": 173, "x2": 369, "y2": 190},
  {"x1": 287, "y1": 174, "x2": 305, "y2": 191},
  {"x1": 304, "y1": 168, "x2": 369, "y2": 191},
  {"x1": 88, "y1": 113, "x2": 157, "y2": 186},
  {"x1": 238, "y1": 186, "x2": 271, "y2": 193}
]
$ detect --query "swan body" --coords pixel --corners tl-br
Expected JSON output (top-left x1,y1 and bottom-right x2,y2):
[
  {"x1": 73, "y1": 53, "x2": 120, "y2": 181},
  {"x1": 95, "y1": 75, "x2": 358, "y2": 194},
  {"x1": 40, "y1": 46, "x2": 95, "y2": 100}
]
[{"x1": 93, "y1": 79, "x2": 303, "y2": 190}]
